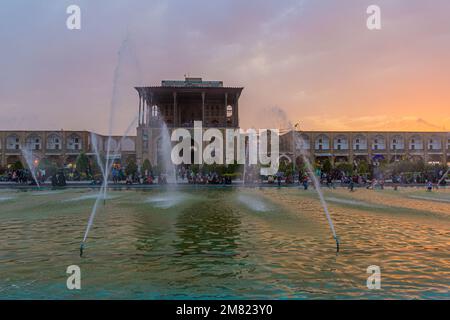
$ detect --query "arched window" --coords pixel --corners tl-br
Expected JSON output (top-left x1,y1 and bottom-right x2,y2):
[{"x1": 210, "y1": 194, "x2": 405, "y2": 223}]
[
  {"x1": 409, "y1": 135, "x2": 423, "y2": 151},
  {"x1": 353, "y1": 135, "x2": 367, "y2": 151},
  {"x1": 315, "y1": 135, "x2": 330, "y2": 150},
  {"x1": 67, "y1": 134, "x2": 82, "y2": 151},
  {"x1": 372, "y1": 135, "x2": 386, "y2": 151},
  {"x1": 428, "y1": 136, "x2": 441, "y2": 150},
  {"x1": 121, "y1": 138, "x2": 135, "y2": 152},
  {"x1": 47, "y1": 133, "x2": 62, "y2": 150},
  {"x1": 25, "y1": 135, "x2": 42, "y2": 150},
  {"x1": 6, "y1": 135, "x2": 20, "y2": 150},
  {"x1": 105, "y1": 139, "x2": 118, "y2": 152},
  {"x1": 334, "y1": 135, "x2": 348, "y2": 150},
  {"x1": 390, "y1": 135, "x2": 404, "y2": 150},
  {"x1": 295, "y1": 134, "x2": 310, "y2": 150}
]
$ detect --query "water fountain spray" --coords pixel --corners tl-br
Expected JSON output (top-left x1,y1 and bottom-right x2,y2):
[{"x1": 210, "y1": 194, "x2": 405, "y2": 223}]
[
  {"x1": 21, "y1": 148, "x2": 40, "y2": 188},
  {"x1": 243, "y1": 139, "x2": 249, "y2": 185},
  {"x1": 296, "y1": 134, "x2": 340, "y2": 252},
  {"x1": 438, "y1": 168, "x2": 449, "y2": 186},
  {"x1": 80, "y1": 116, "x2": 138, "y2": 257},
  {"x1": 271, "y1": 106, "x2": 339, "y2": 252},
  {"x1": 90, "y1": 133, "x2": 106, "y2": 181},
  {"x1": 159, "y1": 120, "x2": 178, "y2": 184},
  {"x1": 80, "y1": 31, "x2": 142, "y2": 257}
]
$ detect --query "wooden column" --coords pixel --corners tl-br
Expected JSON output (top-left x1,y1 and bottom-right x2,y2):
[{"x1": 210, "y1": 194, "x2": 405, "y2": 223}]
[
  {"x1": 424, "y1": 133, "x2": 429, "y2": 163},
  {"x1": 202, "y1": 92, "x2": 206, "y2": 125},
  {"x1": 442, "y1": 133, "x2": 447, "y2": 165},
  {"x1": 173, "y1": 92, "x2": 178, "y2": 127},
  {"x1": 309, "y1": 132, "x2": 314, "y2": 163},
  {"x1": 42, "y1": 131, "x2": 47, "y2": 153},
  {"x1": 386, "y1": 133, "x2": 391, "y2": 162},
  {"x1": 234, "y1": 92, "x2": 240, "y2": 127},
  {"x1": 146, "y1": 94, "x2": 151, "y2": 125},
  {"x1": 367, "y1": 133, "x2": 372, "y2": 163},
  {"x1": 403, "y1": 133, "x2": 409, "y2": 160},
  {"x1": 146, "y1": 93, "x2": 153, "y2": 126},
  {"x1": 61, "y1": 130, "x2": 66, "y2": 159},
  {"x1": 329, "y1": 133, "x2": 334, "y2": 165},
  {"x1": 349, "y1": 133, "x2": 354, "y2": 163},
  {"x1": 224, "y1": 93, "x2": 228, "y2": 127},
  {"x1": 138, "y1": 92, "x2": 142, "y2": 126},
  {"x1": 142, "y1": 94, "x2": 146, "y2": 126}
]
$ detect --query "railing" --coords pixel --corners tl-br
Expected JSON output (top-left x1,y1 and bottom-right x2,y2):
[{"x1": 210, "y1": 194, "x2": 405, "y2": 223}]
[
  {"x1": 4, "y1": 148, "x2": 21, "y2": 153},
  {"x1": 314, "y1": 149, "x2": 331, "y2": 153},
  {"x1": 333, "y1": 148, "x2": 350, "y2": 153}
]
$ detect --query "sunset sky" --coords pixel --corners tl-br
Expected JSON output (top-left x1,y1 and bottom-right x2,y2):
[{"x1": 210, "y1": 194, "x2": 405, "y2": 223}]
[{"x1": 1, "y1": 0, "x2": 449, "y2": 134}]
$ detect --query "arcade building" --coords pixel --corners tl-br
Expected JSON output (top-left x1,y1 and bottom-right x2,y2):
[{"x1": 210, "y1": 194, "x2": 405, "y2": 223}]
[{"x1": 0, "y1": 78, "x2": 449, "y2": 171}]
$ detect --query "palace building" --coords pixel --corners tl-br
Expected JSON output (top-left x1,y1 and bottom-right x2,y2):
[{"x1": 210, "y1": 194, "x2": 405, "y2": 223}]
[
  {"x1": 135, "y1": 77, "x2": 243, "y2": 166},
  {"x1": 0, "y1": 78, "x2": 449, "y2": 169}
]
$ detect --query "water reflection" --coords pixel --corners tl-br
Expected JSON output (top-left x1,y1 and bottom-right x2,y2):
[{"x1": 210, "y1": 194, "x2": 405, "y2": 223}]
[
  {"x1": 173, "y1": 191, "x2": 241, "y2": 257},
  {"x1": 0, "y1": 187, "x2": 449, "y2": 299}
]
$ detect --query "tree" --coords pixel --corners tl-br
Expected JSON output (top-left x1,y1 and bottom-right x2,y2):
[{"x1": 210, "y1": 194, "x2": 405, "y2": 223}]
[
  {"x1": 90, "y1": 154, "x2": 105, "y2": 177},
  {"x1": 279, "y1": 161, "x2": 294, "y2": 176},
  {"x1": 278, "y1": 160, "x2": 287, "y2": 174},
  {"x1": 357, "y1": 160, "x2": 369, "y2": 175},
  {"x1": 125, "y1": 158, "x2": 138, "y2": 177},
  {"x1": 142, "y1": 159, "x2": 152, "y2": 174},
  {"x1": 224, "y1": 162, "x2": 241, "y2": 175},
  {"x1": 336, "y1": 162, "x2": 354, "y2": 175},
  {"x1": 322, "y1": 159, "x2": 332, "y2": 174},
  {"x1": 38, "y1": 158, "x2": 58, "y2": 177},
  {"x1": 12, "y1": 160, "x2": 24, "y2": 170},
  {"x1": 76, "y1": 152, "x2": 89, "y2": 176}
]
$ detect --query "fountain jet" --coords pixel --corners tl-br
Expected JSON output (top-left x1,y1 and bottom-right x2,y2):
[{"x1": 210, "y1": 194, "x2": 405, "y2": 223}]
[
  {"x1": 294, "y1": 131, "x2": 340, "y2": 252},
  {"x1": 80, "y1": 31, "x2": 142, "y2": 257},
  {"x1": 159, "y1": 120, "x2": 177, "y2": 184},
  {"x1": 20, "y1": 147, "x2": 40, "y2": 187},
  {"x1": 438, "y1": 169, "x2": 449, "y2": 186},
  {"x1": 79, "y1": 243, "x2": 84, "y2": 257},
  {"x1": 269, "y1": 106, "x2": 340, "y2": 252}
]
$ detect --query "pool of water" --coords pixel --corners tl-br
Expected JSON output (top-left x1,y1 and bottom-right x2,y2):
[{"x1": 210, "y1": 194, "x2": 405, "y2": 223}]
[{"x1": 0, "y1": 186, "x2": 449, "y2": 299}]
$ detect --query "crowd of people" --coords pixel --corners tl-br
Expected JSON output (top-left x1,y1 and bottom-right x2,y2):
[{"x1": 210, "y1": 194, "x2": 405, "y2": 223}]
[
  {"x1": 2, "y1": 169, "x2": 44, "y2": 185},
  {"x1": 391, "y1": 172, "x2": 447, "y2": 185},
  {"x1": 121, "y1": 167, "x2": 234, "y2": 185},
  {"x1": 1, "y1": 163, "x2": 447, "y2": 191}
]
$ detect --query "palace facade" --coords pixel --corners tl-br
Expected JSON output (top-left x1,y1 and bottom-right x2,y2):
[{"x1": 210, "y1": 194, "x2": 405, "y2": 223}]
[
  {"x1": 279, "y1": 131, "x2": 450, "y2": 166},
  {"x1": 1, "y1": 78, "x2": 449, "y2": 169},
  {"x1": 135, "y1": 77, "x2": 243, "y2": 166},
  {"x1": 0, "y1": 130, "x2": 136, "y2": 168}
]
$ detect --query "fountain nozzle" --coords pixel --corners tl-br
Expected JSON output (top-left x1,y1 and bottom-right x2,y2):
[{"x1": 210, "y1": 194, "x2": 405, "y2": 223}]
[{"x1": 80, "y1": 243, "x2": 85, "y2": 257}]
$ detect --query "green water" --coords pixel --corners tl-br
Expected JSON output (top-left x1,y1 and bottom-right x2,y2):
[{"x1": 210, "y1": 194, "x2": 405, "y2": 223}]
[{"x1": 0, "y1": 186, "x2": 449, "y2": 299}]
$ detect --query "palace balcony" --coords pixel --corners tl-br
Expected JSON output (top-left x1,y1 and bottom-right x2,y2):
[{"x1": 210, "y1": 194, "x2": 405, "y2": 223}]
[
  {"x1": 333, "y1": 149, "x2": 350, "y2": 155},
  {"x1": 390, "y1": 149, "x2": 406, "y2": 154},
  {"x1": 427, "y1": 149, "x2": 443, "y2": 154}
]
